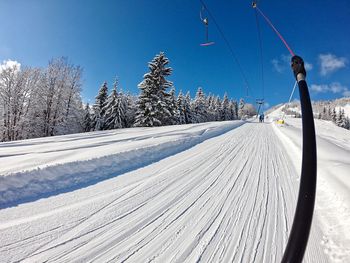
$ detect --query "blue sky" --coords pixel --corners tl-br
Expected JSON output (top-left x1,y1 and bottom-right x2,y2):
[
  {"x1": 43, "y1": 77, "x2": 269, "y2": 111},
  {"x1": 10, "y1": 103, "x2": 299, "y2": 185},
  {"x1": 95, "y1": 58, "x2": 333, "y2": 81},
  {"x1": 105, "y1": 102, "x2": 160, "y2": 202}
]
[{"x1": 0, "y1": 0, "x2": 349, "y2": 107}]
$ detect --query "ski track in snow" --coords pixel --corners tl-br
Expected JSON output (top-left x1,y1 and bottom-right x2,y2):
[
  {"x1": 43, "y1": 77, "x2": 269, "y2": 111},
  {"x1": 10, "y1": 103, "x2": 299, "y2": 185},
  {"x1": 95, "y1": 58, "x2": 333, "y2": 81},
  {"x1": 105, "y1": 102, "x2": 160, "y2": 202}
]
[{"x1": 0, "y1": 122, "x2": 330, "y2": 262}]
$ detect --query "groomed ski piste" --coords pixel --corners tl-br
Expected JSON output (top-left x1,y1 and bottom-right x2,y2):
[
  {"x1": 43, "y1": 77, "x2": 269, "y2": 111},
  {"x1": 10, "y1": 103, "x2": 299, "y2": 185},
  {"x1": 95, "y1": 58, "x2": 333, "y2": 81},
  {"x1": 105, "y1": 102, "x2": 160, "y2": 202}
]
[{"x1": 0, "y1": 108, "x2": 349, "y2": 262}]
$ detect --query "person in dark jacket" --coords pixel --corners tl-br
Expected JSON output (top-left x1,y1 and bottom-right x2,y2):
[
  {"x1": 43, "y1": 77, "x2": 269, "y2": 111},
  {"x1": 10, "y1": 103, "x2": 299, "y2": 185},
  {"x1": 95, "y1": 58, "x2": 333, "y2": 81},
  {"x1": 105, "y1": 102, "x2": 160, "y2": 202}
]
[{"x1": 259, "y1": 114, "x2": 264, "y2": 123}]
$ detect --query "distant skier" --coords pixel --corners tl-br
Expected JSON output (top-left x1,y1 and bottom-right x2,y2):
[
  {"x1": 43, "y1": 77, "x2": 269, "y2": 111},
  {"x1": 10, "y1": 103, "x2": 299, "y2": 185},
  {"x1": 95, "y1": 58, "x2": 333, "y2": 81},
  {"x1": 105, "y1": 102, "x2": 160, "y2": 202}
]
[{"x1": 259, "y1": 114, "x2": 264, "y2": 123}]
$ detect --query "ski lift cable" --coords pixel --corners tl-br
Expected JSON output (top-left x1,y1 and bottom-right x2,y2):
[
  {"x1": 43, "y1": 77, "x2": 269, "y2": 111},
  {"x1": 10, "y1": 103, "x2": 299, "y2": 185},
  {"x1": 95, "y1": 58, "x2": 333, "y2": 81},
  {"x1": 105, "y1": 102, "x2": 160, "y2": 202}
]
[
  {"x1": 252, "y1": 3, "x2": 295, "y2": 57},
  {"x1": 199, "y1": 0, "x2": 255, "y2": 99},
  {"x1": 254, "y1": 5, "x2": 265, "y2": 101}
]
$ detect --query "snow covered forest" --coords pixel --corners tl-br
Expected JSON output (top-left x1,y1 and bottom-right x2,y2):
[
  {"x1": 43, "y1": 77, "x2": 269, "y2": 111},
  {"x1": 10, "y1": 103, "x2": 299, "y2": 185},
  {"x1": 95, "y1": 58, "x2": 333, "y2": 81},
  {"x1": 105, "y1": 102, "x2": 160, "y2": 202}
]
[
  {"x1": 84, "y1": 52, "x2": 256, "y2": 132},
  {"x1": 0, "y1": 58, "x2": 84, "y2": 141},
  {"x1": 2, "y1": 51, "x2": 349, "y2": 143},
  {"x1": 281, "y1": 98, "x2": 350, "y2": 130},
  {"x1": 1, "y1": 52, "x2": 257, "y2": 142}
]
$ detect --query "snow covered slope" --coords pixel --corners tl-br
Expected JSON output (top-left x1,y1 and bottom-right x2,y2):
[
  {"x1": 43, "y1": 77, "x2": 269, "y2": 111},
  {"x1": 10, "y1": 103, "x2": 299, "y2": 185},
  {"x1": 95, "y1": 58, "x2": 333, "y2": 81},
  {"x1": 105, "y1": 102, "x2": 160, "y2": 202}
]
[
  {"x1": 275, "y1": 97, "x2": 350, "y2": 118},
  {"x1": 0, "y1": 119, "x2": 348, "y2": 262},
  {"x1": 0, "y1": 121, "x2": 243, "y2": 206},
  {"x1": 272, "y1": 116, "x2": 350, "y2": 262},
  {"x1": 336, "y1": 104, "x2": 350, "y2": 118}
]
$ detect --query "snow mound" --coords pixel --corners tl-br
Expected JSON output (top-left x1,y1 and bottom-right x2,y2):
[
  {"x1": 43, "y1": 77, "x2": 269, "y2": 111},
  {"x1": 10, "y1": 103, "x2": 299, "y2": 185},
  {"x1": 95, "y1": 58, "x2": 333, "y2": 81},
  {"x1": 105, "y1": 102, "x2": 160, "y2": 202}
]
[{"x1": 0, "y1": 121, "x2": 243, "y2": 207}]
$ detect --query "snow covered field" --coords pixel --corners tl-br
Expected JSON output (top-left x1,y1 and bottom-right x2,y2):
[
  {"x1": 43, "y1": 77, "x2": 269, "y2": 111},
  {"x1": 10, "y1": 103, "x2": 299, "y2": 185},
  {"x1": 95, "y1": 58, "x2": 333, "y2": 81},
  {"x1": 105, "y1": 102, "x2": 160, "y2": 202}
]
[{"x1": 0, "y1": 117, "x2": 349, "y2": 262}]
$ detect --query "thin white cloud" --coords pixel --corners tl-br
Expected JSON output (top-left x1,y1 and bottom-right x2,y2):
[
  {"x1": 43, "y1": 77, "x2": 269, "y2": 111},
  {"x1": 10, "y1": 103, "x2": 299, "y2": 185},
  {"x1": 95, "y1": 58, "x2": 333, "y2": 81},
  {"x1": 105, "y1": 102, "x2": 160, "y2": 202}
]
[
  {"x1": 271, "y1": 54, "x2": 290, "y2": 73},
  {"x1": 329, "y1": 82, "x2": 345, "y2": 93},
  {"x1": 272, "y1": 54, "x2": 312, "y2": 73},
  {"x1": 319, "y1": 53, "x2": 347, "y2": 76},
  {"x1": 281, "y1": 54, "x2": 290, "y2": 63},
  {"x1": 310, "y1": 84, "x2": 327, "y2": 93},
  {"x1": 271, "y1": 59, "x2": 284, "y2": 73},
  {"x1": 343, "y1": 90, "x2": 350, "y2": 97},
  {"x1": 305, "y1": 62, "x2": 313, "y2": 71},
  {"x1": 311, "y1": 82, "x2": 349, "y2": 97}
]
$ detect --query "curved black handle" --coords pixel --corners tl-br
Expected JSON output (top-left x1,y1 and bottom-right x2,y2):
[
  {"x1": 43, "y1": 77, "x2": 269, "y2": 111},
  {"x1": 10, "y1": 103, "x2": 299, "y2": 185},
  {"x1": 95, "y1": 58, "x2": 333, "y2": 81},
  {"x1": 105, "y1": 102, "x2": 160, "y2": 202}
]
[{"x1": 281, "y1": 56, "x2": 317, "y2": 262}]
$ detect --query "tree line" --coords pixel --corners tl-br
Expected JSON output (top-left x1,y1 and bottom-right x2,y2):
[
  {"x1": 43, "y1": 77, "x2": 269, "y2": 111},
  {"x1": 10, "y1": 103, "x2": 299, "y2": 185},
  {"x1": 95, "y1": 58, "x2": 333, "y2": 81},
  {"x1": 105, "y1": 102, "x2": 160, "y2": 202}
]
[
  {"x1": 1, "y1": 52, "x2": 255, "y2": 142},
  {"x1": 84, "y1": 52, "x2": 255, "y2": 132},
  {"x1": 283, "y1": 101, "x2": 350, "y2": 130},
  {"x1": 317, "y1": 106, "x2": 350, "y2": 130}
]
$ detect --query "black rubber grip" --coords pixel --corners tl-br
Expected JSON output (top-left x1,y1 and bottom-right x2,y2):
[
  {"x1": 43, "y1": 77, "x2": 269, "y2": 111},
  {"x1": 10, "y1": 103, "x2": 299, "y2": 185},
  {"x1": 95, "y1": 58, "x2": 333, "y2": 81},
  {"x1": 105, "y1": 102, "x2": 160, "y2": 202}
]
[{"x1": 281, "y1": 79, "x2": 317, "y2": 263}]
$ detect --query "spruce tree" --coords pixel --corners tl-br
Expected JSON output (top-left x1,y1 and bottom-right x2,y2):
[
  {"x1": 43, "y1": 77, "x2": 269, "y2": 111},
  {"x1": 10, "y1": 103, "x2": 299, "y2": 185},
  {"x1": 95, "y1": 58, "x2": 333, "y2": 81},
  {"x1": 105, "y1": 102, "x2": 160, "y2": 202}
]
[
  {"x1": 92, "y1": 81, "x2": 108, "y2": 130},
  {"x1": 234, "y1": 100, "x2": 239, "y2": 119},
  {"x1": 135, "y1": 52, "x2": 173, "y2": 127},
  {"x1": 238, "y1": 98, "x2": 245, "y2": 119},
  {"x1": 206, "y1": 94, "x2": 215, "y2": 121},
  {"x1": 104, "y1": 79, "x2": 125, "y2": 129},
  {"x1": 331, "y1": 108, "x2": 337, "y2": 123},
  {"x1": 327, "y1": 107, "x2": 332, "y2": 121},
  {"x1": 104, "y1": 84, "x2": 117, "y2": 129},
  {"x1": 337, "y1": 109, "x2": 346, "y2": 128},
  {"x1": 124, "y1": 93, "x2": 136, "y2": 128},
  {"x1": 168, "y1": 88, "x2": 179, "y2": 125},
  {"x1": 83, "y1": 103, "x2": 92, "y2": 132},
  {"x1": 322, "y1": 106, "x2": 327, "y2": 120},
  {"x1": 118, "y1": 89, "x2": 129, "y2": 127},
  {"x1": 345, "y1": 117, "x2": 350, "y2": 130},
  {"x1": 192, "y1": 87, "x2": 208, "y2": 123},
  {"x1": 184, "y1": 91, "x2": 193, "y2": 124},
  {"x1": 177, "y1": 90, "x2": 186, "y2": 124},
  {"x1": 228, "y1": 100, "x2": 237, "y2": 120},
  {"x1": 221, "y1": 93, "x2": 230, "y2": 121},
  {"x1": 213, "y1": 96, "x2": 222, "y2": 121}
]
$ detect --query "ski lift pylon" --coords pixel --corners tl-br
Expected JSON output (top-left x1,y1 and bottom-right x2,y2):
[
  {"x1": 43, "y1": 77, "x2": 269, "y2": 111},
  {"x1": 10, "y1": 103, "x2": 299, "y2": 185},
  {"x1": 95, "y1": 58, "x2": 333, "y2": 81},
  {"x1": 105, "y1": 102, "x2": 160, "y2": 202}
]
[{"x1": 255, "y1": 98, "x2": 264, "y2": 117}]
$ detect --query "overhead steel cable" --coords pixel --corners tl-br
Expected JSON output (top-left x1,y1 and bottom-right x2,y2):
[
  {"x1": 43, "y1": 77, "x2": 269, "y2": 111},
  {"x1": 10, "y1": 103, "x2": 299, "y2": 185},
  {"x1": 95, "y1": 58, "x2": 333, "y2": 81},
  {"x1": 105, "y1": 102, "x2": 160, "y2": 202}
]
[
  {"x1": 199, "y1": 0, "x2": 254, "y2": 99},
  {"x1": 253, "y1": 3, "x2": 295, "y2": 56},
  {"x1": 254, "y1": 7, "x2": 265, "y2": 100}
]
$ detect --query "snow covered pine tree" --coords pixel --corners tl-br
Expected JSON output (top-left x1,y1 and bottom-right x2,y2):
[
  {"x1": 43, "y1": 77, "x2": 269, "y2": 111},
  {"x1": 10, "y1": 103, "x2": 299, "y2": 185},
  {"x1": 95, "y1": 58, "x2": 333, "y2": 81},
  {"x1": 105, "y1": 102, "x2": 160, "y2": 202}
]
[
  {"x1": 83, "y1": 103, "x2": 92, "y2": 132},
  {"x1": 192, "y1": 87, "x2": 208, "y2": 123},
  {"x1": 104, "y1": 78, "x2": 126, "y2": 129},
  {"x1": 92, "y1": 82, "x2": 108, "y2": 131},
  {"x1": 135, "y1": 52, "x2": 174, "y2": 127},
  {"x1": 238, "y1": 98, "x2": 245, "y2": 119},
  {"x1": 221, "y1": 93, "x2": 230, "y2": 121},
  {"x1": 184, "y1": 91, "x2": 193, "y2": 124},
  {"x1": 177, "y1": 90, "x2": 187, "y2": 124}
]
